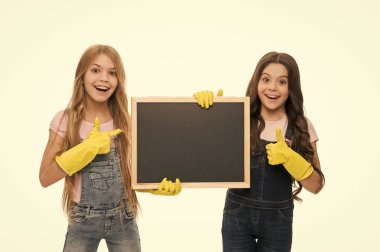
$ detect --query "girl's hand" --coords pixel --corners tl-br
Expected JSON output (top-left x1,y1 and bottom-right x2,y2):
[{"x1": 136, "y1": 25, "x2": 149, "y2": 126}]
[
  {"x1": 137, "y1": 178, "x2": 182, "y2": 196},
  {"x1": 86, "y1": 117, "x2": 122, "y2": 154},
  {"x1": 193, "y1": 89, "x2": 223, "y2": 109},
  {"x1": 265, "y1": 128, "x2": 289, "y2": 165},
  {"x1": 55, "y1": 117, "x2": 122, "y2": 176},
  {"x1": 266, "y1": 128, "x2": 314, "y2": 181}
]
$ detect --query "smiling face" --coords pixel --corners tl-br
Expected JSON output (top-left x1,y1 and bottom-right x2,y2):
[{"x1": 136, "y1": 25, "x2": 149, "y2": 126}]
[
  {"x1": 257, "y1": 63, "x2": 289, "y2": 120},
  {"x1": 83, "y1": 54, "x2": 118, "y2": 106}
]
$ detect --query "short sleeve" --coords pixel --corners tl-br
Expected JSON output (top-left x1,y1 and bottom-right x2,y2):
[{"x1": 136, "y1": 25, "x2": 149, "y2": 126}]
[
  {"x1": 306, "y1": 118, "x2": 318, "y2": 143},
  {"x1": 49, "y1": 110, "x2": 68, "y2": 138}
]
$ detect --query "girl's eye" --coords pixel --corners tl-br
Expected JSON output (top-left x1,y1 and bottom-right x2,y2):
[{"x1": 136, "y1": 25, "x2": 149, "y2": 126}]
[
  {"x1": 109, "y1": 71, "x2": 117, "y2": 76},
  {"x1": 279, "y1": 79, "x2": 287, "y2": 85},
  {"x1": 91, "y1": 68, "x2": 99, "y2": 73},
  {"x1": 262, "y1": 77, "x2": 269, "y2": 82}
]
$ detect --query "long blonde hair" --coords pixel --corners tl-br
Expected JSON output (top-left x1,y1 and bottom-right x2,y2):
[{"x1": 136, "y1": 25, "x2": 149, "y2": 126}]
[{"x1": 60, "y1": 44, "x2": 139, "y2": 217}]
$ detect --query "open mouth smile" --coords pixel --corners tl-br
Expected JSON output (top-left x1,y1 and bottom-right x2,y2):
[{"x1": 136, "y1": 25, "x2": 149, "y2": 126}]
[
  {"x1": 265, "y1": 94, "x2": 279, "y2": 100},
  {"x1": 94, "y1": 85, "x2": 110, "y2": 92}
]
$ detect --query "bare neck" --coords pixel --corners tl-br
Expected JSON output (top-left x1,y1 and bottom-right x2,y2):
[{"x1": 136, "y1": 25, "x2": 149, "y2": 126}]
[
  {"x1": 260, "y1": 107, "x2": 286, "y2": 122},
  {"x1": 84, "y1": 100, "x2": 112, "y2": 123}
]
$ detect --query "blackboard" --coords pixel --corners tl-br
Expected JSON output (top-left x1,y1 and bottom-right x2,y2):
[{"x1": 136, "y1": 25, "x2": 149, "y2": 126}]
[{"x1": 131, "y1": 97, "x2": 250, "y2": 189}]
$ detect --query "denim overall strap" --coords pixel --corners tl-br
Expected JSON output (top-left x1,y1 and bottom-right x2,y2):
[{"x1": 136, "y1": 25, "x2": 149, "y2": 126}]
[
  {"x1": 78, "y1": 148, "x2": 126, "y2": 206},
  {"x1": 229, "y1": 126, "x2": 293, "y2": 208},
  {"x1": 222, "y1": 127, "x2": 294, "y2": 251},
  {"x1": 64, "y1": 148, "x2": 141, "y2": 252}
]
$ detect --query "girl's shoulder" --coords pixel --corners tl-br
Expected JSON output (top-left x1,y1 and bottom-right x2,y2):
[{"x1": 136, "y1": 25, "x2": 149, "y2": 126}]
[
  {"x1": 305, "y1": 117, "x2": 318, "y2": 143},
  {"x1": 51, "y1": 109, "x2": 67, "y2": 120},
  {"x1": 49, "y1": 110, "x2": 68, "y2": 138}
]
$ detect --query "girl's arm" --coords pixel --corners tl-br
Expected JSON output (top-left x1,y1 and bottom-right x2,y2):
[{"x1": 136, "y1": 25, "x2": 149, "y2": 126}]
[
  {"x1": 39, "y1": 130, "x2": 68, "y2": 188},
  {"x1": 299, "y1": 141, "x2": 323, "y2": 194},
  {"x1": 40, "y1": 118, "x2": 122, "y2": 187},
  {"x1": 266, "y1": 129, "x2": 324, "y2": 194}
]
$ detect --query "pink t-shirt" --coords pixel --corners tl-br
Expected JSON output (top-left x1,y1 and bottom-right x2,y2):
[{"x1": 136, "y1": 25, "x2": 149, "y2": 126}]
[
  {"x1": 260, "y1": 114, "x2": 318, "y2": 143},
  {"x1": 49, "y1": 110, "x2": 117, "y2": 203}
]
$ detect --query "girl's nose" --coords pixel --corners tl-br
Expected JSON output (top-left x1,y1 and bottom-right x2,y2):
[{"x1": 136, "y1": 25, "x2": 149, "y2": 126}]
[
  {"x1": 100, "y1": 72, "x2": 109, "y2": 82},
  {"x1": 268, "y1": 81, "x2": 277, "y2": 90}
]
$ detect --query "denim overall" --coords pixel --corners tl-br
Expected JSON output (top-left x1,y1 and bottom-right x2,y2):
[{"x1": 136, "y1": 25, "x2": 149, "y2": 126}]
[
  {"x1": 63, "y1": 148, "x2": 141, "y2": 252},
  {"x1": 222, "y1": 128, "x2": 294, "y2": 252}
]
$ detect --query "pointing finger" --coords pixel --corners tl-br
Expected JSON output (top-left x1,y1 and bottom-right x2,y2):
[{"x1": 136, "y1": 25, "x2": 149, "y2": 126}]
[{"x1": 108, "y1": 128, "x2": 123, "y2": 137}]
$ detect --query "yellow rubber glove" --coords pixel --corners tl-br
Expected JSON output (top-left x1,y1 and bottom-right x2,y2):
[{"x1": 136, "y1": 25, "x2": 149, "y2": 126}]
[
  {"x1": 193, "y1": 89, "x2": 223, "y2": 109},
  {"x1": 137, "y1": 178, "x2": 181, "y2": 196},
  {"x1": 266, "y1": 128, "x2": 314, "y2": 181},
  {"x1": 55, "y1": 117, "x2": 122, "y2": 176}
]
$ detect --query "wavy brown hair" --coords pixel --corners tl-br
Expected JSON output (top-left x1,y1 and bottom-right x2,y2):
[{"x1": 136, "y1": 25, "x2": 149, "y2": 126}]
[
  {"x1": 59, "y1": 44, "x2": 139, "y2": 217},
  {"x1": 246, "y1": 52, "x2": 325, "y2": 201}
]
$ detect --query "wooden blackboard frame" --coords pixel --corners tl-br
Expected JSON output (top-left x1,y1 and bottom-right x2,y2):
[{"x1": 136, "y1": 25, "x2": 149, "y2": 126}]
[{"x1": 131, "y1": 97, "x2": 250, "y2": 189}]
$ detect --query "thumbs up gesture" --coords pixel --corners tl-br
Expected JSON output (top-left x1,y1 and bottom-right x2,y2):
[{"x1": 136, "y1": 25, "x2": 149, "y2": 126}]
[
  {"x1": 266, "y1": 128, "x2": 313, "y2": 181},
  {"x1": 266, "y1": 128, "x2": 289, "y2": 165}
]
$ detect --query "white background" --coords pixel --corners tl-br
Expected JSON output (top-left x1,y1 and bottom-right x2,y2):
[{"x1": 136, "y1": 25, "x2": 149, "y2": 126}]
[{"x1": 1, "y1": 0, "x2": 379, "y2": 251}]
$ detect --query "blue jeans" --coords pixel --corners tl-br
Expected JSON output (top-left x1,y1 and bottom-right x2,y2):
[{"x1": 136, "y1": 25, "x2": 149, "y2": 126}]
[
  {"x1": 63, "y1": 200, "x2": 140, "y2": 252},
  {"x1": 63, "y1": 149, "x2": 141, "y2": 252},
  {"x1": 222, "y1": 191, "x2": 293, "y2": 252}
]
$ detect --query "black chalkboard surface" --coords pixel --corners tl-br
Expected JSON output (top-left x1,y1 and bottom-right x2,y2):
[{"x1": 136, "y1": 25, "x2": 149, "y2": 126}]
[{"x1": 131, "y1": 97, "x2": 250, "y2": 189}]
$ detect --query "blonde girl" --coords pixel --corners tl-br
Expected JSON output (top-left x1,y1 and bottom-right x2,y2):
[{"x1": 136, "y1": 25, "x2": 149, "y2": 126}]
[{"x1": 39, "y1": 45, "x2": 180, "y2": 252}]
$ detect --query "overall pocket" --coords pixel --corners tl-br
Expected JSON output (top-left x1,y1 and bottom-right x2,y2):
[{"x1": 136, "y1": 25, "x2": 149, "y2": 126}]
[
  {"x1": 277, "y1": 206, "x2": 294, "y2": 224},
  {"x1": 223, "y1": 197, "x2": 242, "y2": 215},
  {"x1": 69, "y1": 208, "x2": 88, "y2": 223},
  {"x1": 89, "y1": 160, "x2": 115, "y2": 190},
  {"x1": 122, "y1": 204, "x2": 135, "y2": 224}
]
